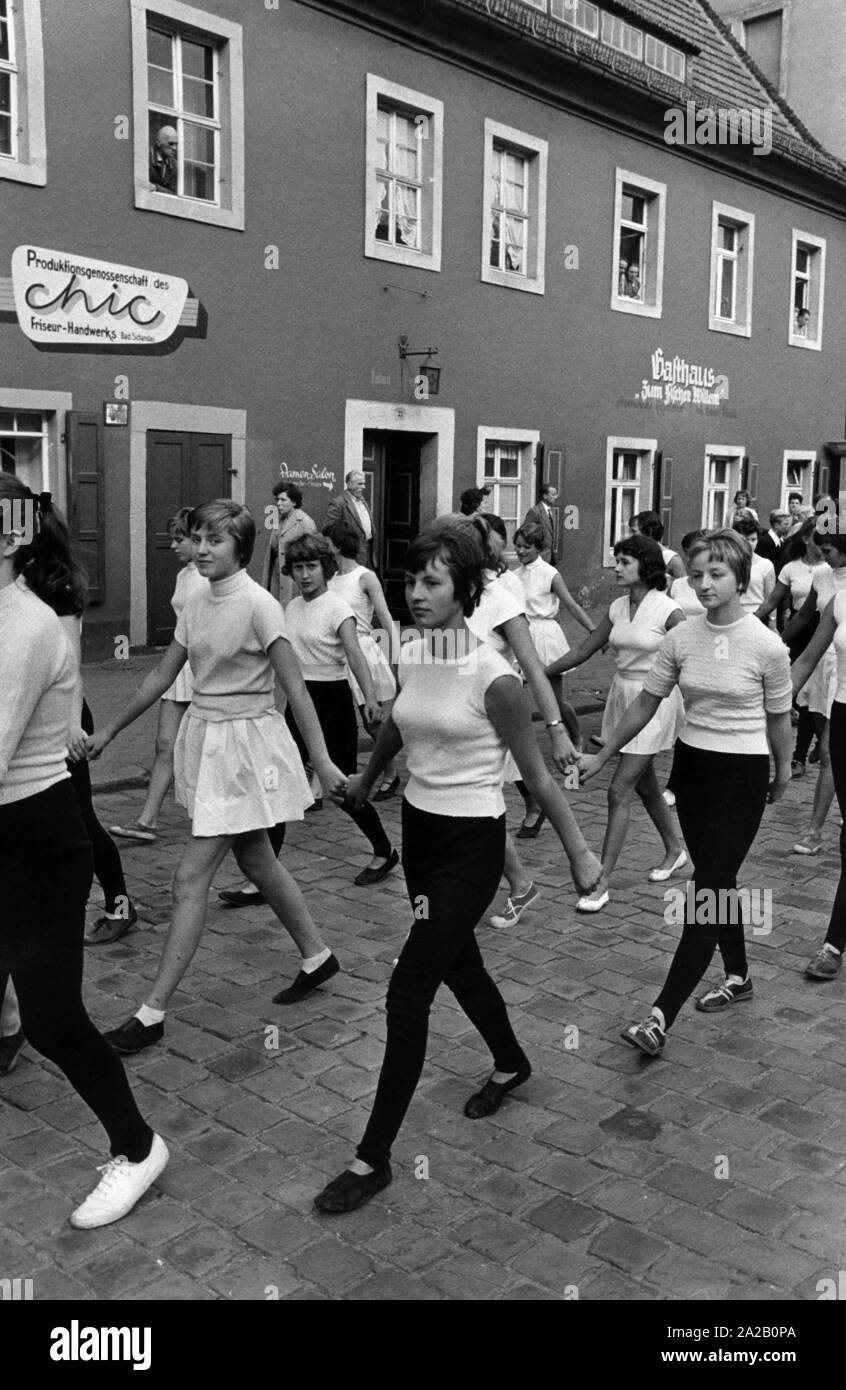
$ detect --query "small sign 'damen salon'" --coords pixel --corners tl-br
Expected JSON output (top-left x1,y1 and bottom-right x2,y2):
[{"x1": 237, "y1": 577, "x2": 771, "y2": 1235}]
[{"x1": 10, "y1": 245, "x2": 189, "y2": 348}]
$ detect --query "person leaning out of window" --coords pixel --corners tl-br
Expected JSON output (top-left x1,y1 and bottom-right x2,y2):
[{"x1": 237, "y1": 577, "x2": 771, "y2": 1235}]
[{"x1": 150, "y1": 125, "x2": 178, "y2": 193}]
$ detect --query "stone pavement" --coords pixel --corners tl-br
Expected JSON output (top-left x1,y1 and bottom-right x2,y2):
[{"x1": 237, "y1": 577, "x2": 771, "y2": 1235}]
[{"x1": 3, "y1": 701, "x2": 846, "y2": 1302}]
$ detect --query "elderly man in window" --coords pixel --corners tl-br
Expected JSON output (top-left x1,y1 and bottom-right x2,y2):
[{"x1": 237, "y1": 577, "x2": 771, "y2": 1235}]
[{"x1": 150, "y1": 125, "x2": 178, "y2": 193}]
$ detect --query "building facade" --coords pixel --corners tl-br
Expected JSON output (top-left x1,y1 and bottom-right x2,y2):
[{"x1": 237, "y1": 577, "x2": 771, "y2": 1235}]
[{"x1": 2, "y1": 0, "x2": 846, "y2": 655}]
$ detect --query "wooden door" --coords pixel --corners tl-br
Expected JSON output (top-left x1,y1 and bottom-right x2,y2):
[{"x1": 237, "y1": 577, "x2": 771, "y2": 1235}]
[
  {"x1": 382, "y1": 433, "x2": 421, "y2": 618},
  {"x1": 145, "y1": 430, "x2": 230, "y2": 645}
]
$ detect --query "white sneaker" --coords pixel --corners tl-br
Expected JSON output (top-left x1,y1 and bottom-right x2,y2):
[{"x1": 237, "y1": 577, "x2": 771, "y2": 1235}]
[
  {"x1": 662, "y1": 790, "x2": 676, "y2": 807},
  {"x1": 489, "y1": 883, "x2": 539, "y2": 929},
  {"x1": 70, "y1": 1133, "x2": 169, "y2": 1229}
]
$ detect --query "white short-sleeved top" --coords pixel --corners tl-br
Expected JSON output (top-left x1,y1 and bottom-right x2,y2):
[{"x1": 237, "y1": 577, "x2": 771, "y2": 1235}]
[
  {"x1": 329, "y1": 566, "x2": 373, "y2": 638},
  {"x1": 466, "y1": 572, "x2": 525, "y2": 662},
  {"x1": 669, "y1": 576, "x2": 704, "y2": 618},
  {"x1": 284, "y1": 590, "x2": 356, "y2": 681},
  {"x1": 171, "y1": 561, "x2": 205, "y2": 619},
  {"x1": 813, "y1": 564, "x2": 846, "y2": 611},
  {"x1": 0, "y1": 579, "x2": 75, "y2": 804},
  {"x1": 777, "y1": 559, "x2": 826, "y2": 611},
  {"x1": 517, "y1": 557, "x2": 559, "y2": 621},
  {"x1": 608, "y1": 589, "x2": 682, "y2": 679},
  {"x1": 175, "y1": 569, "x2": 285, "y2": 717},
  {"x1": 643, "y1": 613, "x2": 792, "y2": 755},
  {"x1": 394, "y1": 636, "x2": 520, "y2": 817},
  {"x1": 740, "y1": 554, "x2": 775, "y2": 611}
]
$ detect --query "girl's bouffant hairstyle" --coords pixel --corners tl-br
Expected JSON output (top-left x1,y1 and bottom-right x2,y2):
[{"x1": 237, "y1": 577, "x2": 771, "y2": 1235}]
[
  {"x1": 167, "y1": 506, "x2": 193, "y2": 537},
  {"x1": 0, "y1": 474, "x2": 87, "y2": 616},
  {"x1": 613, "y1": 534, "x2": 667, "y2": 591},
  {"x1": 459, "y1": 485, "x2": 490, "y2": 516},
  {"x1": 688, "y1": 529, "x2": 752, "y2": 593},
  {"x1": 322, "y1": 518, "x2": 361, "y2": 560},
  {"x1": 189, "y1": 499, "x2": 256, "y2": 567},
  {"x1": 513, "y1": 522, "x2": 545, "y2": 551},
  {"x1": 405, "y1": 523, "x2": 486, "y2": 617},
  {"x1": 430, "y1": 512, "x2": 506, "y2": 574},
  {"x1": 781, "y1": 516, "x2": 816, "y2": 565},
  {"x1": 283, "y1": 530, "x2": 339, "y2": 580}
]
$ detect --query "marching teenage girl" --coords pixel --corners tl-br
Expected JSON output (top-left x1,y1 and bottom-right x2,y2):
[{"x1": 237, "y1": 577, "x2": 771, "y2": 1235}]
[
  {"x1": 0, "y1": 476, "x2": 168, "y2": 1226},
  {"x1": 282, "y1": 532, "x2": 398, "y2": 887},
  {"x1": 447, "y1": 512, "x2": 603, "y2": 928},
  {"x1": 580, "y1": 529, "x2": 792, "y2": 1057},
  {"x1": 669, "y1": 530, "x2": 707, "y2": 618},
  {"x1": 781, "y1": 531, "x2": 846, "y2": 854},
  {"x1": 314, "y1": 522, "x2": 591, "y2": 1214},
  {"x1": 512, "y1": 522, "x2": 594, "y2": 830},
  {"x1": 111, "y1": 508, "x2": 203, "y2": 844},
  {"x1": 630, "y1": 510, "x2": 686, "y2": 582},
  {"x1": 548, "y1": 535, "x2": 687, "y2": 913},
  {"x1": 87, "y1": 500, "x2": 349, "y2": 1055},
  {"x1": 325, "y1": 518, "x2": 401, "y2": 801},
  {"x1": 790, "y1": 590, "x2": 846, "y2": 982}
]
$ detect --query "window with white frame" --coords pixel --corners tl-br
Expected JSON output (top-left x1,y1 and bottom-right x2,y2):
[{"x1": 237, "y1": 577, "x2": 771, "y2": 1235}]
[
  {"x1": 601, "y1": 11, "x2": 643, "y2": 58},
  {"x1": 645, "y1": 34, "x2": 686, "y2": 81},
  {"x1": 477, "y1": 428, "x2": 539, "y2": 549},
  {"x1": 782, "y1": 451, "x2": 815, "y2": 508},
  {"x1": 789, "y1": 230, "x2": 825, "y2": 349},
  {"x1": 604, "y1": 439, "x2": 656, "y2": 565},
  {"x1": 709, "y1": 203, "x2": 754, "y2": 337},
  {"x1": 130, "y1": 0, "x2": 244, "y2": 229},
  {"x1": 611, "y1": 171, "x2": 665, "y2": 318},
  {"x1": 0, "y1": 410, "x2": 47, "y2": 492},
  {"x1": 0, "y1": 0, "x2": 45, "y2": 186},
  {"x1": 482, "y1": 121, "x2": 547, "y2": 294},
  {"x1": 366, "y1": 75, "x2": 443, "y2": 272},
  {"x1": 701, "y1": 449, "x2": 744, "y2": 530}
]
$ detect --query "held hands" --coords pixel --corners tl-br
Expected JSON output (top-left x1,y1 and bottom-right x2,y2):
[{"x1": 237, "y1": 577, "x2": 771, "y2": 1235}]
[
  {"x1": 576, "y1": 752, "x2": 601, "y2": 783},
  {"x1": 343, "y1": 773, "x2": 370, "y2": 810},
  {"x1": 66, "y1": 726, "x2": 88, "y2": 763},
  {"x1": 549, "y1": 725, "x2": 578, "y2": 773},
  {"x1": 84, "y1": 729, "x2": 112, "y2": 761},
  {"x1": 317, "y1": 760, "x2": 349, "y2": 803}
]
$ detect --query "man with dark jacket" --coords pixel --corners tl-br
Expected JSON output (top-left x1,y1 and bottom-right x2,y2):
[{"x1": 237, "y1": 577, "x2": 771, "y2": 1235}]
[
  {"x1": 523, "y1": 484, "x2": 558, "y2": 564},
  {"x1": 324, "y1": 471, "x2": 375, "y2": 568},
  {"x1": 757, "y1": 509, "x2": 791, "y2": 568}
]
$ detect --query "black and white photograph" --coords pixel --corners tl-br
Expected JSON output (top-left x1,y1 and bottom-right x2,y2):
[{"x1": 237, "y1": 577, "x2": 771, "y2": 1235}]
[{"x1": 2, "y1": 0, "x2": 846, "y2": 1346}]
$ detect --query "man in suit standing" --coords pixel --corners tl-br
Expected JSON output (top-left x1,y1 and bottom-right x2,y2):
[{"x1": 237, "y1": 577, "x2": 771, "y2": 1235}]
[
  {"x1": 523, "y1": 483, "x2": 558, "y2": 564},
  {"x1": 324, "y1": 470, "x2": 375, "y2": 569},
  {"x1": 756, "y1": 508, "x2": 791, "y2": 568}
]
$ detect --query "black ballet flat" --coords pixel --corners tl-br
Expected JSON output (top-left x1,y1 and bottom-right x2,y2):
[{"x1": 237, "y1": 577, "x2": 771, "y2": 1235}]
[
  {"x1": 353, "y1": 848, "x2": 399, "y2": 887},
  {"x1": 463, "y1": 1059, "x2": 532, "y2": 1119},
  {"x1": 218, "y1": 889, "x2": 264, "y2": 907},
  {"x1": 516, "y1": 813, "x2": 546, "y2": 840}
]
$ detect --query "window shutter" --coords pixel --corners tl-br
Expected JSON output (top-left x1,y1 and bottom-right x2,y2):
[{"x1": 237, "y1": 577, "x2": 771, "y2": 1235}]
[
  {"x1": 745, "y1": 457, "x2": 758, "y2": 504},
  {"x1": 658, "y1": 453, "x2": 673, "y2": 546},
  {"x1": 545, "y1": 448, "x2": 563, "y2": 496},
  {"x1": 67, "y1": 412, "x2": 105, "y2": 603}
]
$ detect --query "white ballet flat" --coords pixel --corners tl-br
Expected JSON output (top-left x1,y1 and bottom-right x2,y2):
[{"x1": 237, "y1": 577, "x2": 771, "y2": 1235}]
[
  {"x1": 648, "y1": 851, "x2": 689, "y2": 883},
  {"x1": 576, "y1": 889, "x2": 610, "y2": 913}
]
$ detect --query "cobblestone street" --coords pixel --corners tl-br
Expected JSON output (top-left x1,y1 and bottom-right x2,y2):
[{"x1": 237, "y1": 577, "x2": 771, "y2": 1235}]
[{"x1": 2, "y1": 660, "x2": 845, "y2": 1302}]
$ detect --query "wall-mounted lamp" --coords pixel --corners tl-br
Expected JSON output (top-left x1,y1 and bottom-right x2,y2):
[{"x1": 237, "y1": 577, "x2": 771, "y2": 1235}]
[{"x1": 398, "y1": 335, "x2": 441, "y2": 395}]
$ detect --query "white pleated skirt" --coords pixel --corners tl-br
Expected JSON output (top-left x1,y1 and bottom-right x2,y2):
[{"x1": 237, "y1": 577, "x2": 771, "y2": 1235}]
[
  {"x1": 601, "y1": 672, "x2": 684, "y2": 756},
  {"x1": 528, "y1": 617, "x2": 569, "y2": 666},
  {"x1": 796, "y1": 647, "x2": 837, "y2": 718},
  {"x1": 174, "y1": 707, "x2": 312, "y2": 837},
  {"x1": 346, "y1": 633, "x2": 397, "y2": 704},
  {"x1": 162, "y1": 661, "x2": 194, "y2": 704}
]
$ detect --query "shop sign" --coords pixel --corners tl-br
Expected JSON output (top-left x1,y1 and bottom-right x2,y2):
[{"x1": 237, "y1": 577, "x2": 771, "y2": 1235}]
[
  {"x1": 637, "y1": 350, "x2": 729, "y2": 408},
  {"x1": 2, "y1": 246, "x2": 203, "y2": 352},
  {"x1": 278, "y1": 462, "x2": 336, "y2": 491}
]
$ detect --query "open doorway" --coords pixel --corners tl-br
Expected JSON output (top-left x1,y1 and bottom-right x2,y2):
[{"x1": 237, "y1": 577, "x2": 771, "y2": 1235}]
[{"x1": 362, "y1": 429, "x2": 423, "y2": 617}]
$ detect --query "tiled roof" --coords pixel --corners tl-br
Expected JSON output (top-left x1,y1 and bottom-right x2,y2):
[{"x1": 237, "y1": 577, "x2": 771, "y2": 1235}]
[{"x1": 450, "y1": 0, "x2": 846, "y2": 187}]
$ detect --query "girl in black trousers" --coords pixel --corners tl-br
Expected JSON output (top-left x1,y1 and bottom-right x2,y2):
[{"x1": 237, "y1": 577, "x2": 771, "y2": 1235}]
[{"x1": 0, "y1": 476, "x2": 167, "y2": 1227}]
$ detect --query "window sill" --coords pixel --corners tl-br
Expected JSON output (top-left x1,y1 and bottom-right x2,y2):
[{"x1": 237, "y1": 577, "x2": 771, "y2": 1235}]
[
  {"x1": 134, "y1": 184, "x2": 244, "y2": 230},
  {"x1": 611, "y1": 294, "x2": 662, "y2": 319},
  {"x1": 788, "y1": 333, "x2": 822, "y2": 352},
  {"x1": 365, "y1": 238, "x2": 440, "y2": 273},
  {"x1": 708, "y1": 316, "x2": 751, "y2": 338},
  {"x1": 0, "y1": 155, "x2": 47, "y2": 187},
  {"x1": 482, "y1": 265, "x2": 544, "y2": 295}
]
